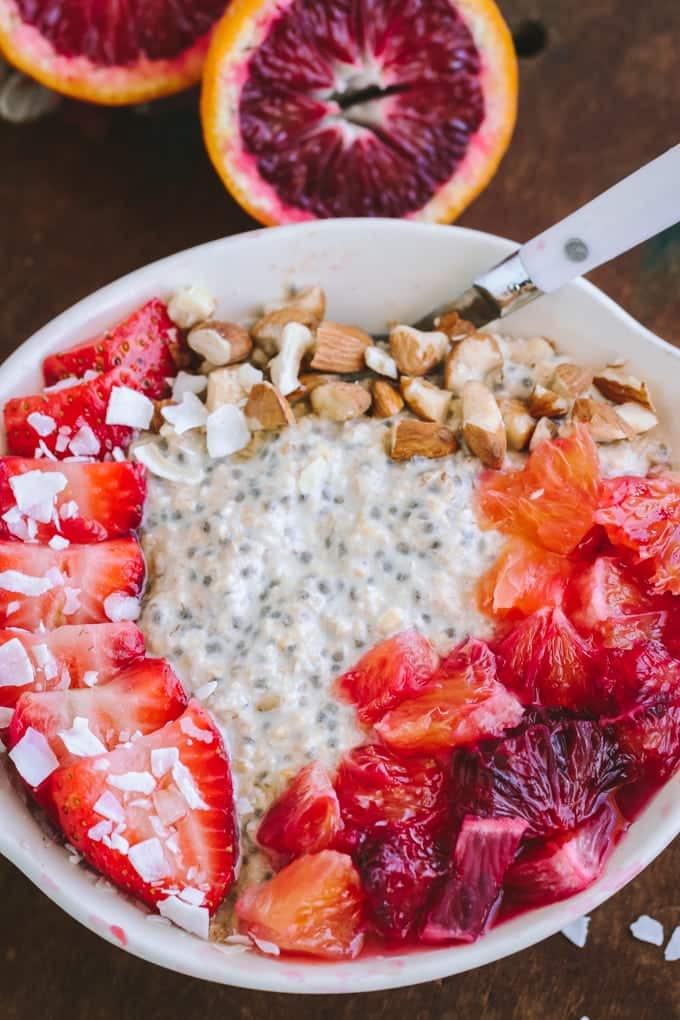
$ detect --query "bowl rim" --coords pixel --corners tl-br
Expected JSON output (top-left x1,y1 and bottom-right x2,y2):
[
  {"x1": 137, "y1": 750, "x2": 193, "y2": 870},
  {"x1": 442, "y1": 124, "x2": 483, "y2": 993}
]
[{"x1": 1, "y1": 218, "x2": 679, "y2": 994}]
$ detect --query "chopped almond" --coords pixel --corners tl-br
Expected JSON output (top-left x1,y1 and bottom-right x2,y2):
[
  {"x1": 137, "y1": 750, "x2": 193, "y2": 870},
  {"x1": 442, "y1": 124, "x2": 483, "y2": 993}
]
[
  {"x1": 462, "y1": 380, "x2": 506, "y2": 468},
  {"x1": 310, "y1": 382, "x2": 371, "y2": 422},
  {"x1": 364, "y1": 345, "x2": 398, "y2": 379},
  {"x1": 372, "y1": 380, "x2": 404, "y2": 418},
  {"x1": 498, "y1": 398, "x2": 536, "y2": 451},
  {"x1": 251, "y1": 286, "x2": 326, "y2": 354},
  {"x1": 310, "y1": 321, "x2": 372, "y2": 373},
  {"x1": 509, "y1": 336, "x2": 556, "y2": 365},
  {"x1": 206, "y1": 363, "x2": 263, "y2": 412},
  {"x1": 389, "y1": 325, "x2": 449, "y2": 376},
  {"x1": 615, "y1": 401, "x2": 659, "y2": 435},
  {"x1": 529, "y1": 416, "x2": 558, "y2": 451},
  {"x1": 572, "y1": 398, "x2": 634, "y2": 442},
  {"x1": 434, "y1": 310, "x2": 477, "y2": 342},
  {"x1": 528, "y1": 384, "x2": 569, "y2": 419},
  {"x1": 444, "y1": 334, "x2": 502, "y2": 394},
  {"x1": 289, "y1": 372, "x2": 339, "y2": 404},
  {"x1": 188, "y1": 320, "x2": 252, "y2": 367},
  {"x1": 400, "y1": 376, "x2": 451, "y2": 423},
  {"x1": 552, "y1": 362, "x2": 593, "y2": 398},
  {"x1": 593, "y1": 365, "x2": 654, "y2": 409},
  {"x1": 390, "y1": 419, "x2": 458, "y2": 461},
  {"x1": 245, "y1": 382, "x2": 296, "y2": 430}
]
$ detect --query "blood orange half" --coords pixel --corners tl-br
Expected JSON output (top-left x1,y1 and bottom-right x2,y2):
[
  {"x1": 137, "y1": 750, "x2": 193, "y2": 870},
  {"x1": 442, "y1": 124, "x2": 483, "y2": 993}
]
[
  {"x1": 0, "y1": 0, "x2": 228, "y2": 104},
  {"x1": 201, "y1": 0, "x2": 518, "y2": 224}
]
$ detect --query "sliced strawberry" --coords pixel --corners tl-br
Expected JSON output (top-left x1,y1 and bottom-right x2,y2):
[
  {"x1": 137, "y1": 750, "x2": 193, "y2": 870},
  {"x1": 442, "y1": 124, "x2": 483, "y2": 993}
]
[
  {"x1": 257, "y1": 761, "x2": 342, "y2": 860},
  {"x1": 477, "y1": 537, "x2": 575, "y2": 619},
  {"x1": 333, "y1": 629, "x2": 438, "y2": 726},
  {"x1": 603, "y1": 641, "x2": 680, "y2": 715},
  {"x1": 477, "y1": 425, "x2": 601, "y2": 555},
  {"x1": 0, "y1": 622, "x2": 145, "y2": 709},
  {"x1": 421, "y1": 815, "x2": 528, "y2": 944},
  {"x1": 451, "y1": 716, "x2": 631, "y2": 839},
  {"x1": 236, "y1": 850, "x2": 365, "y2": 959},
  {"x1": 494, "y1": 607, "x2": 601, "y2": 710},
  {"x1": 0, "y1": 538, "x2": 145, "y2": 630},
  {"x1": 505, "y1": 801, "x2": 620, "y2": 905},
  {"x1": 50, "y1": 700, "x2": 237, "y2": 915},
  {"x1": 4, "y1": 368, "x2": 135, "y2": 460},
  {"x1": 9, "y1": 658, "x2": 187, "y2": 807},
  {"x1": 335, "y1": 744, "x2": 447, "y2": 839},
  {"x1": 357, "y1": 828, "x2": 448, "y2": 943},
  {"x1": 374, "y1": 638, "x2": 524, "y2": 753},
  {"x1": 570, "y1": 556, "x2": 670, "y2": 648},
  {"x1": 0, "y1": 458, "x2": 146, "y2": 542},
  {"x1": 43, "y1": 299, "x2": 180, "y2": 399},
  {"x1": 595, "y1": 474, "x2": 680, "y2": 596}
]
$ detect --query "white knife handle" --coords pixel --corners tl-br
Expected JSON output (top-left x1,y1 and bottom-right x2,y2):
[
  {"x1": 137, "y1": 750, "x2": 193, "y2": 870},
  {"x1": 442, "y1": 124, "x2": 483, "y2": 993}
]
[{"x1": 519, "y1": 144, "x2": 680, "y2": 294}]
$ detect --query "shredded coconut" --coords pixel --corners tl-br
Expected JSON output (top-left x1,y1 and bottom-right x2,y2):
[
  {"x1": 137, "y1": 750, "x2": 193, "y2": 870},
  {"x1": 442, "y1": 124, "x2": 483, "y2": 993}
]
[
  {"x1": 172, "y1": 759, "x2": 208, "y2": 810},
  {"x1": 57, "y1": 716, "x2": 107, "y2": 757},
  {"x1": 103, "y1": 592, "x2": 140, "y2": 622},
  {"x1": 630, "y1": 914, "x2": 664, "y2": 946},
  {"x1": 158, "y1": 894, "x2": 209, "y2": 938},
  {"x1": 106, "y1": 386, "x2": 154, "y2": 430},
  {"x1": 9, "y1": 727, "x2": 59, "y2": 786},
  {"x1": 27, "y1": 411, "x2": 57, "y2": 436},
  {"x1": 0, "y1": 570, "x2": 55, "y2": 596},
  {"x1": 93, "y1": 791, "x2": 126, "y2": 823},
  {"x1": 107, "y1": 771, "x2": 157, "y2": 794},
  {"x1": 128, "y1": 837, "x2": 169, "y2": 884},
  {"x1": 561, "y1": 916, "x2": 590, "y2": 948},
  {"x1": 69, "y1": 424, "x2": 101, "y2": 457},
  {"x1": 664, "y1": 926, "x2": 680, "y2": 961},
  {"x1": 0, "y1": 637, "x2": 34, "y2": 688},
  {"x1": 161, "y1": 392, "x2": 208, "y2": 435}
]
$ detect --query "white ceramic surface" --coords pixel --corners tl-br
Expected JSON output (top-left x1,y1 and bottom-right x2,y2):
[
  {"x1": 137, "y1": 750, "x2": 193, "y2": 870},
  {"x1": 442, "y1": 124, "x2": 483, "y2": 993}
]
[{"x1": 0, "y1": 220, "x2": 678, "y2": 994}]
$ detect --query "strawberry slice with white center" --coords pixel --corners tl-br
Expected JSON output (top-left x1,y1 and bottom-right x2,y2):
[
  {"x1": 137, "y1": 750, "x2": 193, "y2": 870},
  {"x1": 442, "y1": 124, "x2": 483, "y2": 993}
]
[
  {"x1": 8, "y1": 657, "x2": 187, "y2": 808},
  {"x1": 42, "y1": 299, "x2": 182, "y2": 400},
  {"x1": 50, "y1": 700, "x2": 237, "y2": 921},
  {"x1": 0, "y1": 622, "x2": 145, "y2": 709},
  {"x1": 0, "y1": 538, "x2": 145, "y2": 629},
  {"x1": 0, "y1": 458, "x2": 146, "y2": 543}
]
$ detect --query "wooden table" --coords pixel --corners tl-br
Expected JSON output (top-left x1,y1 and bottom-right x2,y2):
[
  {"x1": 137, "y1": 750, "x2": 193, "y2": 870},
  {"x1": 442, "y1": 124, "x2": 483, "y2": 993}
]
[{"x1": 1, "y1": 1, "x2": 679, "y2": 1017}]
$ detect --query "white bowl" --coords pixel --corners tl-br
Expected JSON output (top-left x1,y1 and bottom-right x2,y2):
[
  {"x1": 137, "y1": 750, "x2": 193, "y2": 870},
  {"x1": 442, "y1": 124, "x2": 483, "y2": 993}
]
[{"x1": 1, "y1": 220, "x2": 679, "y2": 994}]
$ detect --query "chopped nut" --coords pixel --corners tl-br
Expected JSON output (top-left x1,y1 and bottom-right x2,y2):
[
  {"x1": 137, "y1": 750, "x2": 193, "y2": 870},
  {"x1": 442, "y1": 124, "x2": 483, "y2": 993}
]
[
  {"x1": 269, "y1": 322, "x2": 314, "y2": 396},
  {"x1": 206, "y1": 363, "x2": 263, "y2": 412},
  {"x1": 615, "y1": 401, "x2": 659, "y2": 435},
  {"x1": 499, "y1": 398, "x2": 536, "y2": 451},
  {"x1": 310, "y1": 321, "x2": 372, "y2": 373},
  {"x1": 250, "y1": 347, "x2": 269, "y2": 369},
  {"x1": 509, "y1": 335, "x2": 556, "y2": 366},
  {"x1": 434, "y1": 310, "x2": 477, "y2": 342},
  {"x1": 372, "y1": 380, "x2": 404, "y2": 418},
  {"x1": 593, "y1": 365, "x2": 653, "y2": 409},
  {"x1": 529, "y1": 416, "x2": 558, "y2": 450},
  {"x1": 400, "y1": 376, "x2": 451, "y2": 423},
  {"x1": 444, "y1": 334, "x2": 502, "y2": 394},
  {"x1": 390, "y1": 419, "x2": 458, "y2": 461},
  {"x1": 447, "y1": 396, "x2": 463, "y2": 433},
  {"x1": 364, "y1": 345, "x2": 398, "y2": 379},
  {"x1": 245, "y1": 382, "x2": 296, "y2": 430},
  {"x1": 528, "y1": 384, "x2": 569, "y2": 419},
  {"x1": 167, "y1": 285, "x2": 216, "y2": 329},
  {"x1": 552, "y1": 362, "x2": 593, "y2": 398},
  {"x1": 187, "y1": 321, "x2": 252, "y2": 367},
  {"x1": 151, "y1": 398, "x2": 174, "y2": 432},
  {"x1": 462, "y1": 380, "x2": 506, "y2": 468},
  {"x1": 572, "y1": 398, "x2": 634, "y2": 442},
  {"x1": 251, "y1": 286, "x2": 325, "y2": 354},
  {"x1": 389, "y1": 324, "x2": 449, "y2": 376},
  {"x1": 310, "y1": 381, "x2": 371, "y2": 422}
]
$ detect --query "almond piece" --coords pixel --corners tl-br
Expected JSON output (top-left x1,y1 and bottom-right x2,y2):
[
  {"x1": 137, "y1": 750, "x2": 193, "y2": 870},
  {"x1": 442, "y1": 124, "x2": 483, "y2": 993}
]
[
  {"x1": 552, "y1": 362, "x2": 593, "y2": 398},
  {"x1": 310, "y1": 321, "x2": 372, "y2": 372},
  {"x1": 269, "y1": 322, "x2": 314, "y2": 396},
  {"x1": 365, "y1": 345, "x2": 398, "y2": 379},
  {"x1": 444, "y1": 334, "x2": 503, "y2": 394},
  {"x1": 529, "y1": 416, "x2": 558, "y2": 450},
  {"x1": 499, "y1": 398, "x2": 536, "y2": 451},
  {"x1": 245, "y1": 382, "x2": 295, "y2": 430},
  {"x1": 390, "y1": 419, "x2": 458, "y2": 461},
  {"x1": 251, "y1": 286, "x2": 326, "y2": 354},
  {"x1": 528, "y1": 384, "x2": 569, "y2": 419},
  {"x1": 434, "y1": 310, "x2": 477, "y2": 342},
  {"x1": 389, "y1": 325, "x2": 449, "y2": 376},
  {"x1": 462, "y1": 380, "x2": 506, "y2": 468},
  {"x1": 288, "y1": 372, "x2": 338, "y2": 405},
  {"x1": 372, "y1": 380, "x2": 404, "y2": 418},
  {"x1": 572, "y1": 397, "x2": 634, "y2": 442},
  {"x1": 206, "y1": 363, "x2": 263, "y2": 412},
  {"x1": 509, "y1": 336, "x2": 556, "y2": 365},
  {"x1": 310, "y1": 381, "x2": 371, "y2": 422},
  {"x1": 593, "y1": 365, "x2": 653, "y2": 409},
  {"x1": 615, "y1": 401, "x2": 659, "y2": 435},
  {"x1": 188, "y1": 320, "x2": 252, "y2": 367},
  {"x1": 400, "y1": 376, "x2": 451, "y2": 423}
]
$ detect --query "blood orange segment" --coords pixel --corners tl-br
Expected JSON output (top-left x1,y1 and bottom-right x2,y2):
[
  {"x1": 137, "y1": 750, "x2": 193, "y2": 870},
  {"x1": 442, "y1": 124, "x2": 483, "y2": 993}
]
[
  {"x1": 477, "y1": 537, "x2": 575, "y2": 619},
  {"x1": 0, "y1": 0, "x2": 228, "y2": 105},
  {"x1": 201, "y1": 0, "x2": 517, "y2": 224},
  {"x1": 570, "y1": 556, "x2": 670, "y2": 648},
  {"x1": 257, "y1": 760, "x2": 342, "y2": 859}
]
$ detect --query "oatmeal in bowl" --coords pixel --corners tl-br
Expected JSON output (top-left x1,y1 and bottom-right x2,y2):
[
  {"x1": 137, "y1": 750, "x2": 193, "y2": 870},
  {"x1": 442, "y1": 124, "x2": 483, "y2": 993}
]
[{"x1": 0, "y1": 222, "x2": 678, "y2": 991}]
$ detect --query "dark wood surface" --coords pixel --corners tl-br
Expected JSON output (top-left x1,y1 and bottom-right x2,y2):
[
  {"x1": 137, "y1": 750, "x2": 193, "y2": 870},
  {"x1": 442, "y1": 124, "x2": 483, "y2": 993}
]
[{"x1": 1, "y1": 1, "x2": 680, "y2": 1017}]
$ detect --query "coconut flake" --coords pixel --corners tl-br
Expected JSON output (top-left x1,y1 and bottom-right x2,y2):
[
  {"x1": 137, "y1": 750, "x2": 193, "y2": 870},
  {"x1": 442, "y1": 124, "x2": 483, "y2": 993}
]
[
  {"x1": 36, "y1": 440, "x2": 58, "y2": 461},
  {"x1": 9, "y1": 727, "x2": 59, "y2": 786},
  {"x1": 0, "y1": 570, "x2": 55, "y2": 596},
  {"x1": 269, "y1": 322, "x2": 312, "y2": 396},
  {"x1": 630, "y1": 914, "x2": 664, "y2": 946},
  {"x1": 58, "y1": 716, "x2": 107, "y2": 757},
  {"x1": 59, "y1": 500, "x2": 78, "y2": 520},
  {"x1": 93, "y1": 790, "x2": 126, "y2": 823},
  {"x1": 63, "y1": 587, "x2": 81, "y2": 615},
  {"x1": 0, "y1": 707, "x2": 15, "y2": 728},
  {"x1": 167, "y1": 285, "x2": 216, "y2": 329},
  {"x1": 26, "y1": 411, "x2": 57, "y2": 437},
  {"x1": 111, "y1": 446, "x2": 126, "y2": 462},
  {"x1": 105, "y1": 829, "x2": 130, "y2": 854},
  {"x1": 172, "y1": 372, "x2": 208, "y2": 401},
  {"x1": 161, "y1": 392, "x2": 208, "y2": 435},
  {"x1": 151, "y1": 746, "x2": 179, "y2": 778},
  {"x1": 55, "y1": 432, "x2": 71, "y2": 454},
  {"x1": 158, "y1": 895, "x2": 210, "y2": 938},
  {"x1": 128, "y1": 837, "x2": 169, "y2": 883},
  {"x1": 2, "y1": 508, "x2": 31, "y2": 541},
  {"x1": 9, "y1": 470, "x2": 67, "y2": 523},
  {"x1": 44, "y1": 377, "x2": 82, "y2": 393},
  {"x1": 298, "y1": 456, "x2": 328, "y2": 496},
  {"x1": 106, "y1": 386, "x2": 154, "y2": 429},
  {"x1": 206, "y1": 404, "x2": 251, "y2": 459},
  {"x1": 6, "y1": 601, "x2": 20, "y2": 617},
  {"x1": 82, "y1": 670, "x2": 99, "y2": 688},
  {"x1": 48, "y1": 535, "x2": 70, "y2": 550},
  {"x1": 108, "y1": 770, "x2": 156, "y2": 794},
  {"x1": 194, "y1": 680, "x2": 217, "y2": 701},
  {"x1": 0, "y1": 637, "x2": 34, "y2": 687},
  {"x1": 33, "y1": 642, "x2": 58, "y2": 680},
  {"x1": 103, "y1": 592, "x2": 140, "y2": 622},
  {"x1": 172, "y1": 759, "x2": 208, "y2": 810},
  {"x1": 88, "y1": 819, "x2": 113, "y2": 843},
  {"x1": 179, "y1": 716, "x2": 214, "y2": 744},
  {"x1": 153, "y1": 788, "x2": 188, "y2": 827},
  {"x1": 69, "y1": 424, "x2": 101, "y2": 457},
  {"x1": 250, "y1": 934, "x2": 281, "y2": 956},
  {"x1": 665, "y1": 925, "x2": 680, "y2": 961},
  {"x1": 178, "y1": 886, "x2": 206, "y2": 907},
  {"x1": 132, "y1": 443, "x2": 201, "y2": 484},
  {"x1": 561, "y1": 916, "x2": 590, "y2": 948}
]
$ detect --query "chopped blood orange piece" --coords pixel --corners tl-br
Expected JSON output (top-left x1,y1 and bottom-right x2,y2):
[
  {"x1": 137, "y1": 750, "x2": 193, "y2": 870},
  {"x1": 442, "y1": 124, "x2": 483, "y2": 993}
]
[
  {"x1": 477, "y1": 537, "x2": 574, "y2": 619},
  {"x1": 603, "y1": 641, "x2": 680, "y2": 714},
  {"x1": 257, "y1": 761, "x2": 342, "y2": 859},
  {"x1": 570, "y1": 556, "x2": 670, "y2": 648}
]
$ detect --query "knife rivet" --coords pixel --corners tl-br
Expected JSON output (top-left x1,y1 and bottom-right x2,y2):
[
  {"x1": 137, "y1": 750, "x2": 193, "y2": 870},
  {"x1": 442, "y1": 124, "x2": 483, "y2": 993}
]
[{"x1": 564, "y1": 238, "x2": 589, "y2": 262}]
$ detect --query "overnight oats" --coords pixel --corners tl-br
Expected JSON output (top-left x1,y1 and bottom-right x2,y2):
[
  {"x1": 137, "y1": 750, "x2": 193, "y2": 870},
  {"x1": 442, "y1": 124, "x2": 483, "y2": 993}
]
[{"x1": 0, "y1": 282, "x2": 678, "y2": 958}]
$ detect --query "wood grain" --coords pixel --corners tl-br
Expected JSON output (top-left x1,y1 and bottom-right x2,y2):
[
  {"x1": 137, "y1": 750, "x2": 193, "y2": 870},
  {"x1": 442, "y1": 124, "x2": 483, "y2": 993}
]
[{"x1": 1, "y1": 0, "x2": 679, "y2": 1015}]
